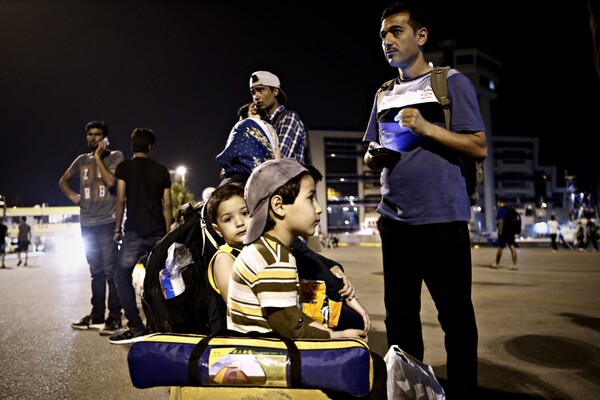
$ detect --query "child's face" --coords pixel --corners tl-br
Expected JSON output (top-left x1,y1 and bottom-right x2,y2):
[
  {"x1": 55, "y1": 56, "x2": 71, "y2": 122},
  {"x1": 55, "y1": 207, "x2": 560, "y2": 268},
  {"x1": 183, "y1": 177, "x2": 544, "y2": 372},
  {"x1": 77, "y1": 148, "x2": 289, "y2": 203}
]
[
  {"x1": 212, "y1": 195, "x2": 249, "y2": 248},
  {"x1": 285, "y1": 175, "x2": 322, "y2": 238}
]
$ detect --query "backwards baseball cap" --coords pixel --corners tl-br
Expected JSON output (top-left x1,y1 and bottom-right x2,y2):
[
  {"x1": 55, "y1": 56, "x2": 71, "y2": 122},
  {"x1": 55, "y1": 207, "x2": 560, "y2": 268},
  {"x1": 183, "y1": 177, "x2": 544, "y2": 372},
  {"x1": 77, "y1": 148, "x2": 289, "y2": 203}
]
[
  {"x1": 243, "y1": 158, "x2": 308, "y2": 244},
  {"x1": 249, "y1": 71, "x2": 287, "y2": 105}
]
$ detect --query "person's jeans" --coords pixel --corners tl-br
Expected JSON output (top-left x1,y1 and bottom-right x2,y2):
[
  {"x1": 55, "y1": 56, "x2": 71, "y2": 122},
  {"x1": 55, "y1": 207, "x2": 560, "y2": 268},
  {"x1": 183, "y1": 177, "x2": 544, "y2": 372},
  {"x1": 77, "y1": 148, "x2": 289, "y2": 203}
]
[
  {"x1": 115, "y1": 230, "x2": 163, "y2": 332},
  {"x1": 379, "y1": 217, "x2": 478, "y2": 398},
  {"x1": 81, "y1": 222, "x2": 121, "y2": 323}
]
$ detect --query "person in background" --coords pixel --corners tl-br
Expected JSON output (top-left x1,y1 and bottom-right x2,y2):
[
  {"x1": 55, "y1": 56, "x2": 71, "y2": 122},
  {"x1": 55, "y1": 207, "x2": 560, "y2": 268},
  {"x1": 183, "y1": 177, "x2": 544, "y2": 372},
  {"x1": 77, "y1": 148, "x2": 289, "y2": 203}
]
[
  {"x1": 0, "y1": 218, "x2": 7, "y2": 268},
  {"x1": 59, "y1": 120, "x2": 124, "y2": 335},
  {"x1": 362, "y1": 2, "x2": 486, "y2": 397},
  {"x1": 491, "y1": 198, "x2": 518, "y2": 270},
  {"x1": 16, "y1": 216, "x2": 31, "y2": 266},
  {"x1": 576, "y1": 221, "x2": 586, "y2": 251},
  {"x1": 109, "y1": 128, "x2": 172, "y2": 344},
  {"x1": 585, "y1": 217, "x2": 599, "y2": 251},
  {"x1": 547, "y1": 215, "x2": 560, "y2": 252},
  {"x1": 250, "y1": 70, "x2": 307, "y2": 163}
]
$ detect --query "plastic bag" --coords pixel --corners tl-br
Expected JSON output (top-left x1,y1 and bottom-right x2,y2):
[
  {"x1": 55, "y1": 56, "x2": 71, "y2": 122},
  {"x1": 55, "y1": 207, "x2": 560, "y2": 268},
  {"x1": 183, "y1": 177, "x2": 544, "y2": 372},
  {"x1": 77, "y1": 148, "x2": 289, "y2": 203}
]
[{"x1": 384, "y1": 345, "x2": 445, "y2": 400}]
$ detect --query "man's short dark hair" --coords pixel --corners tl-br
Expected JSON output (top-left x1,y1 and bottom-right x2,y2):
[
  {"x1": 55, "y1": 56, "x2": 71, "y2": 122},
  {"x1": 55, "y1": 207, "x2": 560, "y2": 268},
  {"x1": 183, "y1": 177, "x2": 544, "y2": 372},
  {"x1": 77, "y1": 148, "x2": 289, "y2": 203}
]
[
  {"x1": 381, "y1": 1, "x2": 428, "y2": 32},
  {"x1": 85, "y1": 120, "x2": 109, "y2": 137},
  {"x1": 131, "y1": 128, "x2": 156, "y2": 153}
]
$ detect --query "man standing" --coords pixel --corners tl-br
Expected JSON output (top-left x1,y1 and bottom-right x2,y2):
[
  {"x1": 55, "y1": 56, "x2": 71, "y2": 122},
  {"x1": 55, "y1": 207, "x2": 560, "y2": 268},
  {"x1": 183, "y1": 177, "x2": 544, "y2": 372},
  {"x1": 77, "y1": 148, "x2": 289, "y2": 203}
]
[
  {"x1": 362, "y1": 2, "x2": 487, "y2": 398},
  {"x1": 16, "y1": 216, "x2": 31, "y2": 266},
  {"x1": 59, "y1": 120, "x2": 124, "y2": 335},
  {"x1": 250, "y1": 70, "x2": 307, "y2": 162},
  {"x1": 491, "y1": 198, "x2": 518, "y2": 270},
  {"x1": 547, "y1": 215, "x2": 560, "y2": 252},
  {"x1": 0, "y1": 218, "x2": 7, "y2": 268},
  {"x1": 108, "y1": 128, "x2": 172, "y2": 344}
]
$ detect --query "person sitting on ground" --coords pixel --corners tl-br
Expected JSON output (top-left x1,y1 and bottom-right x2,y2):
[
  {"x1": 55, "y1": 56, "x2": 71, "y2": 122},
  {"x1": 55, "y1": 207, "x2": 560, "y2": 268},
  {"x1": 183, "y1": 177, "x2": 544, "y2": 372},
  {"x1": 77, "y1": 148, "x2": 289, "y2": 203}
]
[{"x1": 226, "y1": 158, "x2": 386, "y2": 400}]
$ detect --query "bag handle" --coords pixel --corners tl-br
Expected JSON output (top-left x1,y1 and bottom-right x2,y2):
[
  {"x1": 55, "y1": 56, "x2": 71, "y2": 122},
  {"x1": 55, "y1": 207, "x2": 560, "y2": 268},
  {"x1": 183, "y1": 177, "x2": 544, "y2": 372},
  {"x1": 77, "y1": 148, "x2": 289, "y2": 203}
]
[{"x1": 187, "y1": 328, "x2": 302, "y2": 387}]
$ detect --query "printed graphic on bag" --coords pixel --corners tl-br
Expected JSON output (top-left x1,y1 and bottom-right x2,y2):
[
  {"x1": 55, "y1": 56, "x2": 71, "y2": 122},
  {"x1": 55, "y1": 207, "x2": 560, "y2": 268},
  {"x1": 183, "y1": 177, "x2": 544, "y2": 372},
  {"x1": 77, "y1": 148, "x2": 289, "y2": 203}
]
[
  {"x1": 207, "y1": 347, "x2": 288, "y2": 387},
  {"x1": 299, "y1": 279, "x2": 342, "y2": 328}
]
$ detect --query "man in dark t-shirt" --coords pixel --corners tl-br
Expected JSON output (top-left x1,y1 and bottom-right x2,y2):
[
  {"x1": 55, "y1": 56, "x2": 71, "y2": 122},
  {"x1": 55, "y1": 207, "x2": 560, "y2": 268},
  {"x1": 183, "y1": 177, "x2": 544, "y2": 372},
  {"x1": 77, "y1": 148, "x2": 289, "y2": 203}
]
[
  {"x1": 108, "y1": 128, "x2": 172, "y2": 344},
  {"x1": 0, "y1": 218, "x2": 7, "y2": 268}
]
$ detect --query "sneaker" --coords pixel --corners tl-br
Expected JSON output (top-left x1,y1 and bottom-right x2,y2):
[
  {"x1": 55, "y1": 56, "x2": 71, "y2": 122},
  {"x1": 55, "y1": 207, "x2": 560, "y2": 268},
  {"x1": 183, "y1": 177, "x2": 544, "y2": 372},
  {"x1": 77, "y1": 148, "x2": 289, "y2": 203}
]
[
  {"x1": 71, "y1": 315, "x2": 104, "y2": 330},
  {"x1": 98, "y1": 317, "x2": 124, "y2": 336},
  {"x1": 17, "y1": 261, "x2": 21, "y2": 266},
  {"x1": 108, "y1": 328, "x2": 146, "y2": 344}
]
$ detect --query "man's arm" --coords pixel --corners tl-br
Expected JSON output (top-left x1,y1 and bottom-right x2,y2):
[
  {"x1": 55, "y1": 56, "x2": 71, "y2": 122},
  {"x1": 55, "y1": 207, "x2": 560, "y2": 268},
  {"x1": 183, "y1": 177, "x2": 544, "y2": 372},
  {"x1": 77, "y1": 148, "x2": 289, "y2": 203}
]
[
  {"x1": 93, "y1": 141, "x2": 119, "y2": 189},
  {"x1": 58, "y1": 170, "x2": 81, "y2": 205},
  {"x1": 113, "y1": 179, "x2": 126, "y2": 242}
]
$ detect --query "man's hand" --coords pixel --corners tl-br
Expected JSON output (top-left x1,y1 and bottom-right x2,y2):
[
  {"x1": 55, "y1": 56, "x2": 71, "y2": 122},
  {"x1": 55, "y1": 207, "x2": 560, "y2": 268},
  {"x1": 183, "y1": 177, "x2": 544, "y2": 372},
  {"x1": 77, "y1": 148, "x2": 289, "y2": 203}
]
[{"x1": 394, "y1": 107, "x2": 429, "y2": 136}]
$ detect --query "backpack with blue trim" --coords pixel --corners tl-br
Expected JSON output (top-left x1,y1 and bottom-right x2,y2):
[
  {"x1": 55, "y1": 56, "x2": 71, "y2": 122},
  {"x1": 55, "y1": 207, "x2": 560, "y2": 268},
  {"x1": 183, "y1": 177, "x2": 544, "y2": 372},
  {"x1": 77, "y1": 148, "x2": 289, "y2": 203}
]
[{"x1": 142, "y1": 201, "x2": 224, "y2": 334}]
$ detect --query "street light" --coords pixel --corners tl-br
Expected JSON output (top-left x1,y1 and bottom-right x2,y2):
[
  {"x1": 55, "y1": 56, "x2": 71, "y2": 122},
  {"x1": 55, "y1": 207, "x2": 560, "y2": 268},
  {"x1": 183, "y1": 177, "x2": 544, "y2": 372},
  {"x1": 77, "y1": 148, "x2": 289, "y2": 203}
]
[{"x1": 176, "y1": 166, "x2": 187, "y2": 187}]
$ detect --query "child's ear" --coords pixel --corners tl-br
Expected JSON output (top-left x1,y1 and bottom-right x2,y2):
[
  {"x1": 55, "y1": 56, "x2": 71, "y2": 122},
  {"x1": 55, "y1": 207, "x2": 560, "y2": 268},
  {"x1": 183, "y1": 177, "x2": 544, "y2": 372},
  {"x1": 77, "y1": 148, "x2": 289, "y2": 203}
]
[
  {"x1": 270, "y1": 194, "x2": 285, "y2": 217},
  {"x1": 212, "y1": 223, "x2": 224, "y2": 238}
]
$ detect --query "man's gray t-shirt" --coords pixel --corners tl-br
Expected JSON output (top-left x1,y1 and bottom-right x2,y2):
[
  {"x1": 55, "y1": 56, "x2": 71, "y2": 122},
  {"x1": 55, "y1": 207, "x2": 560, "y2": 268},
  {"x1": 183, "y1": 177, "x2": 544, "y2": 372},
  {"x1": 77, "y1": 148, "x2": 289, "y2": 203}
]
[{"x1": 66, "y1": 150, "x2": 124, "y2": 226}]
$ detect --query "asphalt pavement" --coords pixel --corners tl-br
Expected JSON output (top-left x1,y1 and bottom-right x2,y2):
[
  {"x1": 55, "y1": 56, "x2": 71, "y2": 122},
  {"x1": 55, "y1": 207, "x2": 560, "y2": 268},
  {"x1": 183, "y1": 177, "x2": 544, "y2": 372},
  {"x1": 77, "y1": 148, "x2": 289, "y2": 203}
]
[{"x1": 0, "y1": 243, "x2": 599, "y2": 400}]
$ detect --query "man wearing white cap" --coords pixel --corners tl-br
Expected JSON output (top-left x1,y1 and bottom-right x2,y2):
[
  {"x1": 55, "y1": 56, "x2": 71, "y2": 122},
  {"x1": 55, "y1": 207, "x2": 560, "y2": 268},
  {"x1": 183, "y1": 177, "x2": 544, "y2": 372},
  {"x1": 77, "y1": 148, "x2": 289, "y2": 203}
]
[{"x1": 249, "y1": 71, "x2": 307, "y2": 163}]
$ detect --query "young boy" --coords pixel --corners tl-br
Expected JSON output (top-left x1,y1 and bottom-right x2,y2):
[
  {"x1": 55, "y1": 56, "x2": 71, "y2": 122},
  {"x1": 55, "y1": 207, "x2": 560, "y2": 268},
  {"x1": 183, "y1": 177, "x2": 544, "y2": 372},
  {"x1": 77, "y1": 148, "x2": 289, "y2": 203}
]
[
  {"x1": 207, "y1": 180, "x2": 370, "y2": 333},
  {"x1": 226, "y1": 158, "x2": 386, "y2": 399}
]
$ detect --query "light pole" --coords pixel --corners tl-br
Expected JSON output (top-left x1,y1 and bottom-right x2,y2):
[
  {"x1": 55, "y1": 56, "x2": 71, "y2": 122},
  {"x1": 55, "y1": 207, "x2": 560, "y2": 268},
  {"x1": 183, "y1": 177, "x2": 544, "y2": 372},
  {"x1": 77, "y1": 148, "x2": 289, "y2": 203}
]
[{"x1": 176, "y1": 166, "x2": 187, "y2": 187}]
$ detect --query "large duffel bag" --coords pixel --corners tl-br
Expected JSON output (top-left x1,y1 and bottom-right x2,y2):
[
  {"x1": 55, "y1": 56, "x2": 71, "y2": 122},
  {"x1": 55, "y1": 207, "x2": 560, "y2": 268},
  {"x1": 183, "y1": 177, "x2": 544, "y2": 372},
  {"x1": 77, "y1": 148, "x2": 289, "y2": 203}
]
[{"x1": 128, "y1": 330, "x2": 373, "y2": 397}]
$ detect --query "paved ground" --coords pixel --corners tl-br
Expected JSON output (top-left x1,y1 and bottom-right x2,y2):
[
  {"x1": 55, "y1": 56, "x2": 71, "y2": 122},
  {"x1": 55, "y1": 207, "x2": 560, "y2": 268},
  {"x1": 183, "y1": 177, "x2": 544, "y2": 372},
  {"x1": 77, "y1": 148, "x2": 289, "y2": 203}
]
[{"x1": 0, "y1": 244, "x2": 598, "y2": 400}]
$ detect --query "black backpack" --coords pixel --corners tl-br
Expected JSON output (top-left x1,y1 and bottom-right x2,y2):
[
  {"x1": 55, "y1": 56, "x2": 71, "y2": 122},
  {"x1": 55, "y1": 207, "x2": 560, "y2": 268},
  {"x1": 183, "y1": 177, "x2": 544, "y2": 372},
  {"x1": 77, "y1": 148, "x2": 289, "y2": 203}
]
[
  {"x1": 377, "y1": 66, "x2": 484, "y2": 206},
  {"x1": 504, "y1": 207, "x2": 522, "y2": 235},
  {"x1": 142, "y1": 202, "x2": 224, "y2": 334}
]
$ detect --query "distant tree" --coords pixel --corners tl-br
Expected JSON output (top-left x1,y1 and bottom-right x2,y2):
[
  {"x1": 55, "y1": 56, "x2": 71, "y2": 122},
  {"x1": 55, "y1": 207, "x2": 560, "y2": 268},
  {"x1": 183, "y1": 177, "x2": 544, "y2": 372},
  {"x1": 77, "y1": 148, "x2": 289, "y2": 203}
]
[{"x1": 170, "y1": 176, "x2": 195, "y2": 221}]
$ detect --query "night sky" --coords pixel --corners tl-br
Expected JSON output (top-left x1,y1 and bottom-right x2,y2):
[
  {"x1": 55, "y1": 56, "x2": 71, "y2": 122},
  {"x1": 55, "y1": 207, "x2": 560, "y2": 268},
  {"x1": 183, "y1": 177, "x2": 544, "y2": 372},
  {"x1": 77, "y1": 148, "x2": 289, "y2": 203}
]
[{"x1": 1, "y1": 1, "x2": 598, "y2": 207}]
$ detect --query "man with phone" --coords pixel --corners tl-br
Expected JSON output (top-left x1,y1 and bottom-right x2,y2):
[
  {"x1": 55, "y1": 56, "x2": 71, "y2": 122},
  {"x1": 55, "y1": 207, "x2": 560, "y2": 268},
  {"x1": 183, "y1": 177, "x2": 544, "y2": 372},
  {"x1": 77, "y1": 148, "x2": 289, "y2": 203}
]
[
  {"x1": 362, "y1": 3, "x2": 487, "y2": 398},
  {"x1": 59, "y1": 120, "x2": 125, "y2": 336}
]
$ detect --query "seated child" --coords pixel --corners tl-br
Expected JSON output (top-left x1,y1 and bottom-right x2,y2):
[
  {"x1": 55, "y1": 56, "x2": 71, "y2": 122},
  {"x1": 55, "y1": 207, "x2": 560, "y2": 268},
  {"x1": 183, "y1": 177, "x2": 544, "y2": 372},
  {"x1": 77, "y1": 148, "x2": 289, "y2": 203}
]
[
  {"x1": 206, "y1": 180, "x2": 370, "y2": 333},
  {"x1": 226, "y1": 158, "x2": 387, "y2": 400}
]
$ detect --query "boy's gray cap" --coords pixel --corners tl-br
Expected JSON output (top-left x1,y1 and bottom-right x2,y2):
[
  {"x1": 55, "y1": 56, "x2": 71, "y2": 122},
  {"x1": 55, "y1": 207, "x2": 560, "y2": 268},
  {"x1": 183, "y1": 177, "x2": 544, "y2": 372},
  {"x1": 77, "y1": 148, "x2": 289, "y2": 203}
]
[
  {"x1": 243, "y1": 158, "x2": 308, "y2": 245},
  {"x1": 250, "y1": 71, "x2": 287, "y2": 105}
]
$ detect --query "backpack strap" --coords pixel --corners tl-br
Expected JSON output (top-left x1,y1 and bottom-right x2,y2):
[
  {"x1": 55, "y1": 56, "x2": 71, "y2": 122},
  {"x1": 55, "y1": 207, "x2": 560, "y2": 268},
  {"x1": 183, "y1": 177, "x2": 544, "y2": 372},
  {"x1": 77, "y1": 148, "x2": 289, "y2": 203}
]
[
  {"x1": 430, "y1": 66, "x2": 451, "y2": 130},
  {"x1": 197, "y1": 202, "x2": 219, "y2": 253}
]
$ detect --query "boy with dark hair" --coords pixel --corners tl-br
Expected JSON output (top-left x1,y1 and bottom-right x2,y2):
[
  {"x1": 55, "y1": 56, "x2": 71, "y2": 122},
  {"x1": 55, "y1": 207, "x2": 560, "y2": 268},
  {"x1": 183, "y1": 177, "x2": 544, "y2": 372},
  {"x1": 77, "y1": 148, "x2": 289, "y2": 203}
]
[{"x1": 227, "y1": 158, "x2": 386, "y2": 400}]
